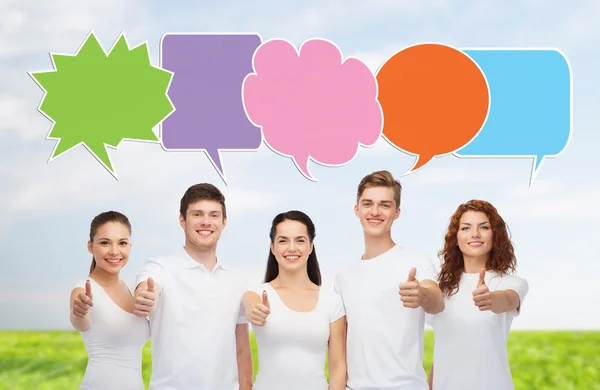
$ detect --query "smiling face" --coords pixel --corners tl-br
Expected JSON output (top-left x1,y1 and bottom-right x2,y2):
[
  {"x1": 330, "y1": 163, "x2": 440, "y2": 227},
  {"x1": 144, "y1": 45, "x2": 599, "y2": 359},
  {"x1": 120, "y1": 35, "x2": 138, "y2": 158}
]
[
  {"x1": 270, "y1": 219, "x2": 313, "y2": 274},
  {"x1": 456, "y1": 210, "x2": 493, "y2": 261},
  {"x1": 87, "y1": 221, "x2": 131, "y2": 274},
  {"x1": 180, "y1": 199, "x2": 226, "y2": 250},
  {"x1": 355, "y1": 186, "x2": 400, "y2": 237}
]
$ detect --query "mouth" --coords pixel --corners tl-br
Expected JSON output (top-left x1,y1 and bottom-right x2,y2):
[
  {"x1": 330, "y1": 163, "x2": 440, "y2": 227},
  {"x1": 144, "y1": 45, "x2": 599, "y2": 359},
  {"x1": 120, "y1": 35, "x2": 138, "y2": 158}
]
[
  {"x1": 367, "y1": 218, "x2": 383, "y2": 226},
  {"x1": 468, "y1": 241, "x2": 484, "y2": 247},
  {"x1": 284, "y1": 255, "x2": 300, "y2": 263},
  {"x1": 196, "y1": 229, "x2": 214, "y2": 237},
  {"x1": 104, "y1": 258, "x2": 123, "y2": 266}
]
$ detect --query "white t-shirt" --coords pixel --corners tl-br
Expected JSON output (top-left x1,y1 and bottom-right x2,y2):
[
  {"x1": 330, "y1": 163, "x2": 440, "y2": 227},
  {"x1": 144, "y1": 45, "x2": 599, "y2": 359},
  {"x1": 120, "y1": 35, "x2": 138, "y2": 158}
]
[
  {"x1": 426, "y1": 271, "x2": 529, "y2": 390},
  {"x1": 334, "y1": 245, "x2": 438, "y2": 390},
  {"x1": 135, "y1": 248, "x2": 249, "y2": 390},
  {"x1": 251, "y1": 282, "x2": 346, "y2": 390},
  {"x1": 73, "y1": 278, "x2": 150, "y2": 390}
]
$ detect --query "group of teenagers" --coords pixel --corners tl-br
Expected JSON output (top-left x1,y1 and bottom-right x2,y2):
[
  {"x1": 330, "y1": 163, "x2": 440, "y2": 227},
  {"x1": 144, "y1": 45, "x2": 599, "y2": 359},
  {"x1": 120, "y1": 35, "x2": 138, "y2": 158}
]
[{"x1": 70, "y1": 170, "x2": 529, "y2": 390}]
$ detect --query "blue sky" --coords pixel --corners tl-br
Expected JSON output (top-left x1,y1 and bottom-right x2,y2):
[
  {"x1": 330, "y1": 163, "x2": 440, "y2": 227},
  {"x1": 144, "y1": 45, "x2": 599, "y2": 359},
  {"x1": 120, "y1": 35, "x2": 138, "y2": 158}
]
[{"x1": 1, "y1": 0, "x2": 599, "y2": 330}]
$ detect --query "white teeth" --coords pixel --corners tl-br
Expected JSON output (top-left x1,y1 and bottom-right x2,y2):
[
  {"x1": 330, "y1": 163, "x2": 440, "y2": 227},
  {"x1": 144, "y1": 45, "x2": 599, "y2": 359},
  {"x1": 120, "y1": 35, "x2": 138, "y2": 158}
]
[
  {"x1": 106, "y1": 259, "x2": 121, "y2": 263},
  {"x1": 198, "y1": 231, "x2": 212, "y2": 236},
  {"x1": 285, "y1": 256, "x2": 299, "y2": 259}
]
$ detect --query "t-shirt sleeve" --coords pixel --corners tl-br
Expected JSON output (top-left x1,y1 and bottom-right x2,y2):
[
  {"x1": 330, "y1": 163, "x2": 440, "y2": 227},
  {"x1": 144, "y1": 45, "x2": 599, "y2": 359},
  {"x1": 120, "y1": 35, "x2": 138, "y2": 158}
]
[
  {"x1": 496, "y1": 274, "x2": 529, "y2": 317},
  {"x1": 135, "y1": 259, "x2": 166, "y2": 290},
  {"x1": 329, "y1": 291, "x2": 346, "y2": 323},
  {"x1": 416, "y1": 255, "x2": 439, "y2": 284},
  {"x1": 424, "y1": 312, "x2": 435, "y2": 328}
]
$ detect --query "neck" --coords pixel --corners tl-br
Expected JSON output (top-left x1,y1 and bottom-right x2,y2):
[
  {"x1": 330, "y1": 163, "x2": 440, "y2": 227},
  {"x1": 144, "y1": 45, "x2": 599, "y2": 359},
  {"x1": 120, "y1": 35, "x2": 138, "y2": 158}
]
[
  {"x1": 184, "y1": 242, "x2": 218, "y2": 271},
  {"x1": 272, "y1": 268, "x2": 313, "y2": 288},
  {"x1": 463, "y1": 255, "x2": 488, "y2": 273},
  {"x1": 89, "y1": 267, "x2": 120, "y2": 287},
  {"x1": 362, "y1": 232, "x2": 395, "y2": 260}
]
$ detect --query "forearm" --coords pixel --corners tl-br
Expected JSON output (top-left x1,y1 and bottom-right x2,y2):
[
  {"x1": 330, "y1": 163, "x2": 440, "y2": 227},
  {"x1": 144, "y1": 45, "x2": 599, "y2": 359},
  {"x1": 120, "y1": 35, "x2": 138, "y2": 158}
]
[
  {"x1": 237, "y1": 347, "x2": 253, "y2": 389},
  {"x1": 421, "y1": 286, "x2": 445, "y2": 314},
  {"x1": 491, "y1": 290, "x2": 520, "y2": 314},
  {"x1": 70, "y1": 313, "x2": 91, "y2": 332},
  {"x1": 328, "y1": 363, "x2": 347, "y2": 390},
  {"x1": 242, "y1": 292, "x2": 260, "y2": 312}
]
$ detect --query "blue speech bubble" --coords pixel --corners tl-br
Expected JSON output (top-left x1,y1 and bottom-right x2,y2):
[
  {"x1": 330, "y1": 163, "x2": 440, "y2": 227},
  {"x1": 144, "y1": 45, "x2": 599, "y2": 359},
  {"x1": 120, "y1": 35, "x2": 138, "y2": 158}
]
[{"x1": 454, "y1": 49, "x2": 572, "y2": 185}]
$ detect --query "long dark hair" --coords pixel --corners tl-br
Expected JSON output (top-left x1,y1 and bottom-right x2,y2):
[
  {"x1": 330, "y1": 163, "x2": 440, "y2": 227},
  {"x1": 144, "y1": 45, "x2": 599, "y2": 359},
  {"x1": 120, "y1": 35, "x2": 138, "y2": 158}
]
[
  {"x1": 89, "y1": 211, "x2": 131, "y2": 274},
  {"x1": 263, "y1": 210, "x2": 322, "y2": 286}
]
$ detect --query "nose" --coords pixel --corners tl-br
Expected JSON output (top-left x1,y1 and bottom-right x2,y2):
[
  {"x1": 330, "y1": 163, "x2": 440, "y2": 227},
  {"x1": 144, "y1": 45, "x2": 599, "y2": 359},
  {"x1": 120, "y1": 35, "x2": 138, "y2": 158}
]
[
  {"x1": 288, "y1": 241, "x2": 298, "y2": 252},
  {"x1": 108, "y1": 243, "x2": 119, "y2": 254}
]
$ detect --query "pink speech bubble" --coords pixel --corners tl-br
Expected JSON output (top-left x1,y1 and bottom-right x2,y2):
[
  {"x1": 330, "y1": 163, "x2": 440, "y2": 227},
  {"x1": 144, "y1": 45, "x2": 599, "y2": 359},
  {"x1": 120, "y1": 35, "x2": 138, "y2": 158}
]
[{"x1": 242, "y1": 38, "x2": 383, "y2": 180}]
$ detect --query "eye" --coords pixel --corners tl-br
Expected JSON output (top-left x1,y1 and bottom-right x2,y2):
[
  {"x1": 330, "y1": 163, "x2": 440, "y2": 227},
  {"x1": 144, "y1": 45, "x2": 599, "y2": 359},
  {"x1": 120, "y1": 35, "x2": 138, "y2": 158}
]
[
  {"x1": 100, "y1": 241, "x2": 109, "y2": 245},
  {"x1": 120, "y1": 241, "x2": 128, "y2": 245},
  {"x1": 481, "y1": 226, "x2": 489, "y2": 230},
  {"x1": 461, "y1": 227, "x2": 469, "y2": 231}
]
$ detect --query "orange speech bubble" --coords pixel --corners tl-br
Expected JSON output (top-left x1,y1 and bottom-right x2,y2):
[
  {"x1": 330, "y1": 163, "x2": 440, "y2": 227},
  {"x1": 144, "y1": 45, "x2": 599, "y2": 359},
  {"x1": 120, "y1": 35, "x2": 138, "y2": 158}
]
[{"x1": 376, "y1": 43, "x2": 490, "y2": 172}]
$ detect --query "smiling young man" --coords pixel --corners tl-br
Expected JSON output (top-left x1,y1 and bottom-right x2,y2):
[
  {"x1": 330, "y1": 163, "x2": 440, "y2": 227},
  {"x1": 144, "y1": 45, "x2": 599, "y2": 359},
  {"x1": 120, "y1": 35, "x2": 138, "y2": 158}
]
[
  {"x1": 334, "y1": 170, "x2": 445, "y2": 390},
  {"x1": 133, "y1": 183, "x2": 253, "y2": 390}
]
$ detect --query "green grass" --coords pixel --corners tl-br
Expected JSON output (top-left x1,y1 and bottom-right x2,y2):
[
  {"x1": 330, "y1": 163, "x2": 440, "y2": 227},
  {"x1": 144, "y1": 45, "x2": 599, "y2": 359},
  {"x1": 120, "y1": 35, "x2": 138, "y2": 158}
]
[{"x1": 0, "y1": 331, "x2": 598, "y2": 389}]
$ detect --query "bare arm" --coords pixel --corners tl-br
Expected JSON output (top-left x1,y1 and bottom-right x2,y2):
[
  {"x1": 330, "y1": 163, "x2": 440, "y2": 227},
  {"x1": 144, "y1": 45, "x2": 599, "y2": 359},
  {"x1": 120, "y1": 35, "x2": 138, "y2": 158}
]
[
  {"x1": 328, "y1": 316, "x2": 347, "y2": 390},
  {"x1": 235, "y1": 323, "x2": 253, "y2": 390},
  {"x1": 420, "y1": 280, "x2": 445, "y2": 315},
  {"x1": 491, "y1": 289, "x2": 521, "y2": 314},
  {"x1": 428, "y1": 363, "x2": 434, "y2": 390},
  {"x1": 69, "y1": 288, "x2": 92, "y2": 332}
]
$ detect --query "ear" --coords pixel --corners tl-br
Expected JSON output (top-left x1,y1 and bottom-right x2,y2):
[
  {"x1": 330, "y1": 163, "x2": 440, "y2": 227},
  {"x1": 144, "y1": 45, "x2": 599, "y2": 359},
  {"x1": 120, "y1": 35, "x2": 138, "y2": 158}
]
[
  {"x1": 354, "y1": 204, "x2": 359, "y2": 217},
  {"x1": 179, "y1": 214, "x2": 186, "y2": 229},
  {"x1": 222, "y1": 217, "x2": 227, "y2": 228},
  {"x1": 87, "y1": 240, "x2": 93, "y2": 255},
  {"x1": 270, "y1": 241, "x2": 275, "y2": 255},
  {"x1": 309, "y1": 241, "x2": 314, "y2": 255},
  {"x1": 394, "y1": 207, "x2": 401, "y2": 220}
]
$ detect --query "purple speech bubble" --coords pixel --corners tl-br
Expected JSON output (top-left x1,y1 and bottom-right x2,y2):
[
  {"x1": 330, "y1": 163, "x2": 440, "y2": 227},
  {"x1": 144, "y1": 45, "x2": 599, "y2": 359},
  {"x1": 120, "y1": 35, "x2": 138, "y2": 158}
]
[{"x1": 159, "y1": 33, "x2": 263, "y2": 182}]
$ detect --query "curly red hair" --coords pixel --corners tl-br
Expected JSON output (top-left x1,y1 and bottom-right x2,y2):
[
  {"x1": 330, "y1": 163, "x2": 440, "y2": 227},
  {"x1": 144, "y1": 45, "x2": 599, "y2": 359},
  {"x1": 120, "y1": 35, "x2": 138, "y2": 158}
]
[{"x1": 438, "y1": 200, "x2": 516, "y2": 297}]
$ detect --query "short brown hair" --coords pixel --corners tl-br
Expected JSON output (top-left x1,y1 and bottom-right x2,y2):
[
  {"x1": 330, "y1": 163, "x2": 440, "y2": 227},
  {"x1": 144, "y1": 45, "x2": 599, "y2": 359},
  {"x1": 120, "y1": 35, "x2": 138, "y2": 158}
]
[
  {"x1": 180, "y1": 183, "x2": 226, "y2": 220},
  {"x1": 357, "y1": 170, "x2": 402, "y2": 208}
]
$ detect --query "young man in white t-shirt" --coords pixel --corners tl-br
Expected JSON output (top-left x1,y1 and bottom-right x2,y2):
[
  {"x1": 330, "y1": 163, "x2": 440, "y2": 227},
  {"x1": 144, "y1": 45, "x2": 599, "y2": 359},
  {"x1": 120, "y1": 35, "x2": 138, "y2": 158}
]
[
  {"x1": 334, "y1": 170, "x2": 445, "y2": 390},
  {"x1": 132, "y1": 183, "x2": 253, "y2": 390}
]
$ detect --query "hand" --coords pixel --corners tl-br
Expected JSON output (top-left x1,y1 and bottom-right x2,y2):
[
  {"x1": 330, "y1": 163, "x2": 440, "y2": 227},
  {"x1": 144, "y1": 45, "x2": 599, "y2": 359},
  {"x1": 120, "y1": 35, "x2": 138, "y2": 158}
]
[
  {"x1": 73, "y1": 280, "x2": 93, "y2": 318},
  {"x1": 472, "y1": 269, "x2": 493, "y2": 311},
  {"x1": 249, "y1": 290, "x2": 270, "y2": 327},
  {"x1": 399, "y1": 267, "x2": 424, "y2": 309},
  {"x1": 133, "y1": 277, "x2": 156, "y2": 317}
]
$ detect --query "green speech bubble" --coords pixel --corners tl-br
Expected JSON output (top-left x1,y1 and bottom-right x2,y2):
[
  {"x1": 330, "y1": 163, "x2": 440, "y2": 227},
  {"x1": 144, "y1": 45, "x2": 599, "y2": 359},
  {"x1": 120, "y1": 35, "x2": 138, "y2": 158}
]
[{"x1": 29, "y1": 31, "x2": 174, "y2": 178}]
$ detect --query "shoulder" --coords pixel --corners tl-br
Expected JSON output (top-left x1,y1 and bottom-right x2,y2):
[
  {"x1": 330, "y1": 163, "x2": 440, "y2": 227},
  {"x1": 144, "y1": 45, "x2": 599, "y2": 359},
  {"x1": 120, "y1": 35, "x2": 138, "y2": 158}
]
[{"x1": 489, "y1": 272, "x2": 529, "y2": 291}]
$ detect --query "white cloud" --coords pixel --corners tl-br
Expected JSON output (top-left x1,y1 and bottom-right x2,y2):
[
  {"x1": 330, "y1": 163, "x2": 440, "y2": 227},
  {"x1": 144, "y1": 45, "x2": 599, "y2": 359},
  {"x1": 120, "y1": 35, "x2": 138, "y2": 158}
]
[{"x1": 0, "y1": 0, "x2": 149, "y2": 57}]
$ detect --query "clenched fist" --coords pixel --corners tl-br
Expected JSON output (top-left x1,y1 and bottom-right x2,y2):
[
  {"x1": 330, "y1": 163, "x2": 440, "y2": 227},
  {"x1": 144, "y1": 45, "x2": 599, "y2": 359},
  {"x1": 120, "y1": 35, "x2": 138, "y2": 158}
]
[
  {"x1": 72, "y1": 280, "x2": 93, "y2": 318},
  {"x1": 399, "y1": 267, "x2": 424, "y2": 309},
  {"x1": 133, "y1": 277, "x2": 157, "y2": 317},
  {"x1": 249, "y1": 290, "x2": 271, "y2": 327}
]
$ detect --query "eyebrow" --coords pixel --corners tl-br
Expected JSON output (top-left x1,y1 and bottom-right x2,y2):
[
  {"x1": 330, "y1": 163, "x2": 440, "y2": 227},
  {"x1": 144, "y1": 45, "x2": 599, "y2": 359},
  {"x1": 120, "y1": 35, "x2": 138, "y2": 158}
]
[
  {"x1": 98, "y1": 237, "x2": 129, "y2": 240},
  {"x1": 276, "y1": 235, "x2": 308, "y2": 240},
  {"x1": 189, "y1": 209, "x2": 222, "y2": 214},
  {"x1": 361, "y1": 199, "x2": 393, "y2": 204},
  {"x1": 460, "y1": 222, "x2": 490, "y2": 225}
]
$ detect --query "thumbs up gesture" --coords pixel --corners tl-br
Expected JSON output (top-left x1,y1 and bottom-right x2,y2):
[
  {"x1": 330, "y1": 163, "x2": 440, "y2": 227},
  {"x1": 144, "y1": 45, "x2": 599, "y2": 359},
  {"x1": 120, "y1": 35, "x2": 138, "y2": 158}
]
[
  {"x1": 133, "y1": 277, "x2": 157, "y2": 317},
  {"x1": 472, "y1": 269, "x2": 493, "y2": 311},
  {"x1": 399, "y1": 267, "x2": 424, "y2": 309},
  {"x1": 250, "y1": 290, "x2": 271, "y2": 327},
  {"x1": 73, "y1": 280, "x2": 93, "y2": 318}
]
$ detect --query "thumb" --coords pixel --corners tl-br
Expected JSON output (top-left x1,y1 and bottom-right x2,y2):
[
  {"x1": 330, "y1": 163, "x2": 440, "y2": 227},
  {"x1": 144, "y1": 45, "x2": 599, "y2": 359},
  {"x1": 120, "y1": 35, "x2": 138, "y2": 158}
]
[
  {"x1": 147, "y1": 277, "x2": 155, "y2": 293},
  {"x1": 85, "y1": 280, "x2": 93, "y2": 298},
  {"x1": 477, "y1": 268, "x2": 486, "y2": 287},
  {"x1": 407, "y1": 267, "x2": 417, "y2": 282},
  {"x1": 262, "y1": 290, "x2": 269, "y2": 308}
]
